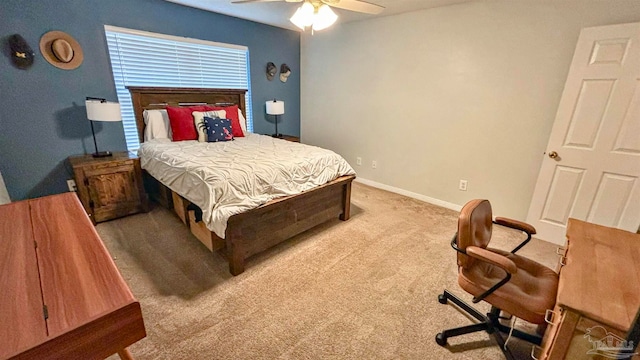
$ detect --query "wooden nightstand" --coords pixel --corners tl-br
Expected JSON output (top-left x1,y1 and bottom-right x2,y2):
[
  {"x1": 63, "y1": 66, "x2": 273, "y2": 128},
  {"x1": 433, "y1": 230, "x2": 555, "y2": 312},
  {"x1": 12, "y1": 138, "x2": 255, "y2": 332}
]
[
  {"x1": 278, "y1": 135, "x2": 300, "y2": 142},
  {"x1": 265, "y1": 134, "x2": 300, "y2": 142},
  {"x1": 68, "y1": 151, "x2": 148, "y2": 223}
]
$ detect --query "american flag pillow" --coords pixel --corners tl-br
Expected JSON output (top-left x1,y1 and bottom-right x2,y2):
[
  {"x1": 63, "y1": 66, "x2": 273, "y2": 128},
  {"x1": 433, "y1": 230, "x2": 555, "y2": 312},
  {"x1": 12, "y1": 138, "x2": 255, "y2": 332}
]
[{"x1": 203, "y1": 117, "x2": 234, "y2": 142}]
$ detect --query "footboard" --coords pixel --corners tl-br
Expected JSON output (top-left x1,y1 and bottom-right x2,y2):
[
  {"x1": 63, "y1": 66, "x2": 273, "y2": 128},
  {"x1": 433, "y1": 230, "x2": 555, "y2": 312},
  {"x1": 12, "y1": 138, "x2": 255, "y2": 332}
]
[
  {"x1": 225, "y1": 175, "x2": 354, "y2": 275},
  {"x1": 148, "y1": 174, "x2": 354, "y2": 275}
]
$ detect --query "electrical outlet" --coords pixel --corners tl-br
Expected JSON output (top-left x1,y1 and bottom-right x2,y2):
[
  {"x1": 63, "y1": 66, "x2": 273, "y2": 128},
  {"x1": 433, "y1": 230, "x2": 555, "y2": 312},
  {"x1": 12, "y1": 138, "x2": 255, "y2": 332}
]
[
  {"x1": 372, "y1": 160, "x2": 377, "y2": 169},
  {"x1": 356, "y1": 157, "x2": 362, "y2": 166},
  {"x1": 67, "y1": 179, "x2": 77, "y2": 192},
  {"x1": 459, "y1": 180, "x2": 468, "y2": 191}
]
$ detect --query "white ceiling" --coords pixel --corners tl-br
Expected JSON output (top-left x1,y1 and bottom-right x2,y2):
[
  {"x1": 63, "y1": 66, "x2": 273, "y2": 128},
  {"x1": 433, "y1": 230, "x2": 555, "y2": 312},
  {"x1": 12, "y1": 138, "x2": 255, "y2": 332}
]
[{"x1": 164, "y1": 0, "x2": 476, "y2": 31}]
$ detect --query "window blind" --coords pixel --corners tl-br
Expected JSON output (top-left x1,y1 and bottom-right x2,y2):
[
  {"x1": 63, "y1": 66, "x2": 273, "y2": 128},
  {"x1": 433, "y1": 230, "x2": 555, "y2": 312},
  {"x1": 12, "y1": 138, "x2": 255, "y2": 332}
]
[{"x1": 104, "y1": 25, "x2": 253, "y2": 151}]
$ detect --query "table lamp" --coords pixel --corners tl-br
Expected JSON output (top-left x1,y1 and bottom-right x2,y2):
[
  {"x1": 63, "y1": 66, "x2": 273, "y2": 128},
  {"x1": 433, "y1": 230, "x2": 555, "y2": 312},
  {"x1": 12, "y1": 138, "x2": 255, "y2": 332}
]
[
  {"x1": 85, "y1": 97, "x2": 122, "y2": 158},
  {"x1": 266, "y1": 99, "x2": 284, "y2": 138}
]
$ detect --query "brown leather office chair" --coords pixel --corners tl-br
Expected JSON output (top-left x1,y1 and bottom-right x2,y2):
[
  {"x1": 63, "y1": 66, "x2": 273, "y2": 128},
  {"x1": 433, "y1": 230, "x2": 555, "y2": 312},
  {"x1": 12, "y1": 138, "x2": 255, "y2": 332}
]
[{"x1": 436, "y1": 199, "x2": 559, "y2": 360}]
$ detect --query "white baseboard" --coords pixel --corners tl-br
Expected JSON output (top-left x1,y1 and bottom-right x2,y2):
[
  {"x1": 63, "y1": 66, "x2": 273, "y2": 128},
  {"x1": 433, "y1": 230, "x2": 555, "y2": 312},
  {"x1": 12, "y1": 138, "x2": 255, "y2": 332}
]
[
  {"x1": 354, "y1": 177, "x2": 462, "y2": 212},
  {"x1": 353, "y1": 178, "x2": 569, "y2": 247}
]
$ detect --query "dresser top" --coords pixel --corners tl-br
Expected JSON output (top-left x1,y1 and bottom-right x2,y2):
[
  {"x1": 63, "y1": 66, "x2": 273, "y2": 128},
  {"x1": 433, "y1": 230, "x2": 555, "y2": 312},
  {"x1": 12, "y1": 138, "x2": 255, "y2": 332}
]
[
  {"x1": 558, "y1": 218, "x2": 640, "y2": 331},
  {"x1": 0, "y1": 193, "x2": 143, "y2": 358}
]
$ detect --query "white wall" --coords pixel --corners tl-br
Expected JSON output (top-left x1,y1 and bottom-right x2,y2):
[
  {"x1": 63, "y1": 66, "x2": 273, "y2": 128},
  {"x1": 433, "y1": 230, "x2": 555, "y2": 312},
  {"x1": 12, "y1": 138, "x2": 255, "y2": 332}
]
[{"x1": 301, "y1": 0, "x2": 640, "y2": 220}]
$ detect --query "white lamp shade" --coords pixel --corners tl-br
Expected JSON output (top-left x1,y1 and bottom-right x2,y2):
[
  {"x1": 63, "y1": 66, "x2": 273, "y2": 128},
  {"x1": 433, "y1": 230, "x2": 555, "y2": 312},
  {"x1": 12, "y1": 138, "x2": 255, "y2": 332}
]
[
  {"x1": 313, "y1": 4, "x2": 338, "y2": 31},
  {"x1": 290, "y1": 1, "x2": 315, "y2": 30},
  {"x1": 266, "y1": 100, "x2": 285, "y2": 115},
  {"x1": 85, "y1": 100, "x2": 122, "y2": 122}
]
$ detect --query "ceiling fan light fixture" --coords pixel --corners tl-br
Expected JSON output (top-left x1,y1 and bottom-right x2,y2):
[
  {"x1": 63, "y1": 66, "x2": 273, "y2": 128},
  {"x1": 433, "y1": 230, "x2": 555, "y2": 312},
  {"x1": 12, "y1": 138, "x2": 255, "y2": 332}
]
[
  {"x1": 290, "y1": 1, "x2": 315, "y2": 30},
  {"x1": 312, "y1": 4, "x2": 338, "y2": 31}
]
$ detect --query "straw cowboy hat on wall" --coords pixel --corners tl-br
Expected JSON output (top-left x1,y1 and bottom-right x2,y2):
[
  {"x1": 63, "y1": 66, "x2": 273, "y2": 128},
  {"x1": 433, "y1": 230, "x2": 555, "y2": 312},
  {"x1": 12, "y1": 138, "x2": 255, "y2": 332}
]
[{"x1": 39, "y1": 31, "x2": 83, "y2": 70}]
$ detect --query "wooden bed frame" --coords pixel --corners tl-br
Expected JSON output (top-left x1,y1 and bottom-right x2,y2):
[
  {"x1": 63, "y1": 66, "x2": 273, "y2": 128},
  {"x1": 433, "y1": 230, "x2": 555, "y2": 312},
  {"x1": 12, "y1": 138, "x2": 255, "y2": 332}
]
[{"x1": 128, "y1": 87, "x2": 355, "y2": 275}]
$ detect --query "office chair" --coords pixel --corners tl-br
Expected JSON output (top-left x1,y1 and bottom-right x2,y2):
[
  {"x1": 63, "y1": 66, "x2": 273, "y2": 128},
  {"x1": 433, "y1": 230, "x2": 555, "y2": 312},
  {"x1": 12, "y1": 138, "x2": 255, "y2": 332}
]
[{"x1": 436, "y1": 199, "x2": 558, "y2": 360}]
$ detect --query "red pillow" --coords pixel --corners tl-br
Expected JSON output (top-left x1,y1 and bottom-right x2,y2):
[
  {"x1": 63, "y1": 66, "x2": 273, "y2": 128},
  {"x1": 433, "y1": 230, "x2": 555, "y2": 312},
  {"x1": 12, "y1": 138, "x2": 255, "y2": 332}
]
[
  {"x1": 206, "y1": 105, "x2": 244, "y2": 138},
  {"x1": 166, "y1": 105, "x2": 208, "y2": 141}
]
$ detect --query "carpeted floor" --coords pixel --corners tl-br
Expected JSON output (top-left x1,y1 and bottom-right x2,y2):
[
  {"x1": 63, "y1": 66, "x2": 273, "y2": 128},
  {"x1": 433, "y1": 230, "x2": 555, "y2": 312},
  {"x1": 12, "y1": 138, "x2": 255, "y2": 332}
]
[{"x1": 99, "y1": 182, "x2": 559, "y2": 360}]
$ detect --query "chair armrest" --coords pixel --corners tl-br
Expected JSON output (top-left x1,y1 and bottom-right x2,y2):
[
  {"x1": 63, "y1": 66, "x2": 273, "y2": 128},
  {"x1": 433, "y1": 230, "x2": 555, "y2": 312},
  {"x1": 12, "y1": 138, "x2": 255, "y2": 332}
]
[
  {"x1": 466, "y1": 246, "x2": 517, "y2": 274},
  {"x1": 494, "y1": 217, "x2": 536, "y2": 235}
]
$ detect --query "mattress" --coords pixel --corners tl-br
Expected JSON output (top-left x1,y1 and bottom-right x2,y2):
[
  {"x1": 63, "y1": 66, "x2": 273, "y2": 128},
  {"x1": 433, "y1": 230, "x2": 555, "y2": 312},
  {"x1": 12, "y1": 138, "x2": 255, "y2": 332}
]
[{"x1": 138, "y1": 133, "x2": 356, "y2": 238}]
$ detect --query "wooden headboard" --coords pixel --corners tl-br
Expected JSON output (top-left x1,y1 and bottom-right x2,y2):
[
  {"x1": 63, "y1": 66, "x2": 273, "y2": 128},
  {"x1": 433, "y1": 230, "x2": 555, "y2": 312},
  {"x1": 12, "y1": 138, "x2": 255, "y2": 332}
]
[{"x1": 127, "y1": 87, "x2": 247, "y2": 143}]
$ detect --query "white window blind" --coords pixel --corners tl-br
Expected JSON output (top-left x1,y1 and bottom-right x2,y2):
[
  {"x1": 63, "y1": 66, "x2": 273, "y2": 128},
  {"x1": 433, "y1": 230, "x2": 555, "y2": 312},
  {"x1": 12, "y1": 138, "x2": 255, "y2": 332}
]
[{"x1": 104, "y1": 25, "x2": 253, "y2": 151}]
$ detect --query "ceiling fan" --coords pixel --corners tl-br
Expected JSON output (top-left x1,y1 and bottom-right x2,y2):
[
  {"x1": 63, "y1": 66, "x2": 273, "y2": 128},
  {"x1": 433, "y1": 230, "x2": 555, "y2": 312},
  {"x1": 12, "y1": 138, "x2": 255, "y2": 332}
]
[{"x1": 232, "y1": 0, "x2": 385, "y2": 31}]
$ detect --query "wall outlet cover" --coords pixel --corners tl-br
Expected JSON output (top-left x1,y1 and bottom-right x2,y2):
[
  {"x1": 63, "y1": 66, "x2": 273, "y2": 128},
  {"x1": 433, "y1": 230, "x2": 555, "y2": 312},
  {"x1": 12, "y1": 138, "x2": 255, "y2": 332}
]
[{"x1": 67, "y1": 179, "x2": 77, "y2": 192}]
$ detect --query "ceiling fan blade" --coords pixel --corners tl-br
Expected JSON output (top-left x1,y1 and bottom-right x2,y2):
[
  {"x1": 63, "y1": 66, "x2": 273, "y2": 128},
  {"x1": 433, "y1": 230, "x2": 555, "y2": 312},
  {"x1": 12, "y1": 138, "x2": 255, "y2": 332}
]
[
  {"x1": 324, "y1": 0, "x2": 384, "y2": 15},
  {"x1": 232, "y1": 0, "x2": 302, "y2": 4}
]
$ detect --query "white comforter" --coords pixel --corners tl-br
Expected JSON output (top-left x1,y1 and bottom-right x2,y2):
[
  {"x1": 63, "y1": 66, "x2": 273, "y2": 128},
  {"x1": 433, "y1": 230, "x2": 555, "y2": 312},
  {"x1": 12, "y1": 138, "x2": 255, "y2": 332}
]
[{"x1": 138, "y1": 134, "x2": 356, "y2": 238}]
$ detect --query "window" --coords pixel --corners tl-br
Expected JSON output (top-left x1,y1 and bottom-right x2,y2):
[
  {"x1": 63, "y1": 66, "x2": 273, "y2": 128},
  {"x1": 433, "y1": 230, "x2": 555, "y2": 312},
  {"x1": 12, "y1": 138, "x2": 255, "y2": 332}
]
[{"x1": 104, "y1": 25, "x2": 253, "y2": 151}]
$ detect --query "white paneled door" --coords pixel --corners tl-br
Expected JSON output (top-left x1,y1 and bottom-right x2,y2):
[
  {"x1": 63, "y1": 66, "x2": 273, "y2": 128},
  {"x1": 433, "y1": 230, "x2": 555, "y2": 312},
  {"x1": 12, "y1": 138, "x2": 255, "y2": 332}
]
[{"x1": 527, "y1": 22, "x2": 640, "y2": 245}]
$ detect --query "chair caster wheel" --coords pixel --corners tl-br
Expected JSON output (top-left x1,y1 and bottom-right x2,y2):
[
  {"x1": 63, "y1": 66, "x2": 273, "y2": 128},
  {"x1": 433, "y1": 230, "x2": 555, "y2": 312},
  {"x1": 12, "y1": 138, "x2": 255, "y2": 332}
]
[
  {"x1": 438, "y1": 294, "x2": 447, "y2": 304},
  {"x1": 435, "y1": 333, "x2": 447, "y2": 346}
]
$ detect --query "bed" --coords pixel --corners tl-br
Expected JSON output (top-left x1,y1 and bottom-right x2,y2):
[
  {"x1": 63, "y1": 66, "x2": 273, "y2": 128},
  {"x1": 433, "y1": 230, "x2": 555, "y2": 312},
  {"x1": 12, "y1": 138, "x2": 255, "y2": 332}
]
[{"x1": 128, "y1": 87, "x2": 356, "y2": 275}]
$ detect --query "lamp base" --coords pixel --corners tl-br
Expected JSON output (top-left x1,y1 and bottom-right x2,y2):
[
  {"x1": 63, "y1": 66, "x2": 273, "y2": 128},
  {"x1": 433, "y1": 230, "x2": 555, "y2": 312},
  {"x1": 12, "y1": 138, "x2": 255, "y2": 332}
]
[
  {"x1": 92, "y1": 151, "x2": 113, "y2": 158},
  {"x1": 272, "y1": 133, "x2": 283, "y2": 138}
]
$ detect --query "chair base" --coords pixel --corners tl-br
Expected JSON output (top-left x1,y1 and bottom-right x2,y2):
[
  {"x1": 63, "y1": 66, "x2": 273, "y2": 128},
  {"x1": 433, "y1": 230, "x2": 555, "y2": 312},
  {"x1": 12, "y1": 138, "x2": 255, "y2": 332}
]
[{"x1": 436, "y1": 290, "x2": 542, "y2": 360}]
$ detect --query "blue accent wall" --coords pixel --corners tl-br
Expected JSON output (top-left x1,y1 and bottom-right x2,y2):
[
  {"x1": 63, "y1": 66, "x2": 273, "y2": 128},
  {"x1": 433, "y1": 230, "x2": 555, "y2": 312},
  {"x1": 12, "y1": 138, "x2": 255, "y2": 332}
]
[{"x1": 0, "y1": 0, "x2": 300, "y2": 200}]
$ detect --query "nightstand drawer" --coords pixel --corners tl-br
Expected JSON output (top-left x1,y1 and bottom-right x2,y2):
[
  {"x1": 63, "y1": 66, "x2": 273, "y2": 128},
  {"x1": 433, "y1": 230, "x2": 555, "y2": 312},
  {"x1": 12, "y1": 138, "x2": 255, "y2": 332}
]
[{"x1": 84, "y1": 160, "x2": 134, "y2": 174}]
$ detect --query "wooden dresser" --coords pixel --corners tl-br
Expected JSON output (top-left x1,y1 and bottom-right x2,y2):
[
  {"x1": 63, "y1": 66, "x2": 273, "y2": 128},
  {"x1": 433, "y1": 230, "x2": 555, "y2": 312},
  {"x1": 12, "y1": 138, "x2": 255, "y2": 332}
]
[
  {"x1": 69, "y1": 152, "x2": 148, "y2": 223},
  {"x1": 0, "y1": 193, "x2": 146, "y2": 359},
  {"x1": 538, "y1": 219, "x2": 640, "y2": 360}
]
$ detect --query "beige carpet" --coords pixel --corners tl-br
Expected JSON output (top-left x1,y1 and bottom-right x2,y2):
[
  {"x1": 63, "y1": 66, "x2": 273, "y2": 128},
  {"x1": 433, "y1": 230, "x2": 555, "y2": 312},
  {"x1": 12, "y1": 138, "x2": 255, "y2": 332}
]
[{"x1": 99, "y1": 182, "x2": 559, "y2": 360}]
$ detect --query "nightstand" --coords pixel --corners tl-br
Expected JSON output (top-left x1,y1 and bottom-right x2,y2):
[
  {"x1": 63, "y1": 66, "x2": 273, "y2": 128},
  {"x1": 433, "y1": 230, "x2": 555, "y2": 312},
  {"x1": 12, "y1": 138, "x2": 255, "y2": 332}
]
[
  {"x1": 68, "y1": 151, "x2": 148, "y2": 223},
  {"x1": 266, "y1": 134, "x2": 300, "y2": 142},
  {"x1": 278, "y1": 135, "x2": 300, "y2": 142}
]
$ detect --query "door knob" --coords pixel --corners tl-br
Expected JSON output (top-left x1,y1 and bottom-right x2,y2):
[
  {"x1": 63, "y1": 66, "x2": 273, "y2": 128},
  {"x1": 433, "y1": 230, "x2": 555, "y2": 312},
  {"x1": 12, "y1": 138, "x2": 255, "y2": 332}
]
[{"x1": 548, "y1": 151, "x2": 559, "y2": 159}]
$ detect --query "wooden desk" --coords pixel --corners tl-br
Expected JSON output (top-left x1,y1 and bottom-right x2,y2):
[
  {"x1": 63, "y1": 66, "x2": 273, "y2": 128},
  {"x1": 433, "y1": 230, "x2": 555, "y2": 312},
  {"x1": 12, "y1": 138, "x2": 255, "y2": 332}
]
[
  {"x1": 539, "y1": 219, "x2": 640, "y2": 360},
  {"x1": 0, "y1": 193, "x2": 146, "y2": 359}
]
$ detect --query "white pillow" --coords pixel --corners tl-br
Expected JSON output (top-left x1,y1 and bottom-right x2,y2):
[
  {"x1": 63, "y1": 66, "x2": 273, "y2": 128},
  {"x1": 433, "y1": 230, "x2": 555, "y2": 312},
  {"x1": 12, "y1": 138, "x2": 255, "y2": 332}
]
[
  {"x1": 143, "y1": 109, "x2": 172, "y2": 141},
  {"x1": 192, "y1": 110, "x2": 226, "y2": 142},
  {"x1": 238, "y1": 109, "x2": 248, "y2": 134}
]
